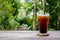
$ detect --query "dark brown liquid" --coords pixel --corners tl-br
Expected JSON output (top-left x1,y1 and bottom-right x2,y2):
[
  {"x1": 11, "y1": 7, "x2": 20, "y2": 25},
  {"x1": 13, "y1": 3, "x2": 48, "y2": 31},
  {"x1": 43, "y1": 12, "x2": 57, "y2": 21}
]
[{"x1": 38, "y1": 16, "x2": 49, "y2": 33}]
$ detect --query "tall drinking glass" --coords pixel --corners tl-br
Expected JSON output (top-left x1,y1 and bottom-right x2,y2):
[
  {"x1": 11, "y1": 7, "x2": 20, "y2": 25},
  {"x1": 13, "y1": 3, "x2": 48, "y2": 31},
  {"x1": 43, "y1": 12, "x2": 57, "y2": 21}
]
[{"x1": 37, "y1": 14, "x2": 49, "y2": 36}]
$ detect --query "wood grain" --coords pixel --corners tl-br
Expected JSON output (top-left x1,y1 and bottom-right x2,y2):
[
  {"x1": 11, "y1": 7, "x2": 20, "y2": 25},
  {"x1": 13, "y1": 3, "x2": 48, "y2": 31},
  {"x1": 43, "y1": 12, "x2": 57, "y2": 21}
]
[{"x1": 0, "y1": 31, "x2": 60, "y2": 40}]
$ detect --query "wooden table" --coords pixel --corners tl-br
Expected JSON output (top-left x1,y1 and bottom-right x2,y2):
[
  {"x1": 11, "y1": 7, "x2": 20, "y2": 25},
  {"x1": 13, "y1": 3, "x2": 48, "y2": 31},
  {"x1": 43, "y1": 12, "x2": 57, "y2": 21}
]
[{"x1": 0, "y1": 31, "x2": 60, "y2": 40}]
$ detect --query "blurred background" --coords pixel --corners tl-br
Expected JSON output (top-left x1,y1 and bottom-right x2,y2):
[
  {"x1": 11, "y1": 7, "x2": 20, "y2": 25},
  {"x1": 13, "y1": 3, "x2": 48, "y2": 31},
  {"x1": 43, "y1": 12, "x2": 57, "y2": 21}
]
[{"x1": 0, "y1": 0, "x2": 60, "y2": 31}]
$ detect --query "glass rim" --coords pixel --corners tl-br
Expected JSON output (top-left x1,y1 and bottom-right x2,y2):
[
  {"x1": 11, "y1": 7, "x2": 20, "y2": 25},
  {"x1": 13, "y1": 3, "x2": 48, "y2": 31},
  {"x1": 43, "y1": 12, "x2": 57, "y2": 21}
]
[{"x1": 38, "y1": 13, "x2": 49, "y2": 16}]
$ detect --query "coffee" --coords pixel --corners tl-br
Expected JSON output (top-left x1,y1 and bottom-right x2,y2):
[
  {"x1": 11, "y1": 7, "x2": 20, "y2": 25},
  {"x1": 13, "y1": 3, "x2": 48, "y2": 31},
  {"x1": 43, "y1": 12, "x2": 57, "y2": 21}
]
[{"x1": 38, "y1": 15, "x2": 49, "y2": 33}]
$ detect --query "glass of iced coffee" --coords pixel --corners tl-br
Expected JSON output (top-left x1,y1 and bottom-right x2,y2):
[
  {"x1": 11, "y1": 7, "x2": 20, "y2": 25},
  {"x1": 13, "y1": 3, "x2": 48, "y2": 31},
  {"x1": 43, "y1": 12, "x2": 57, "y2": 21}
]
[{"x1": 37, "y1": 14, "x2": 49, "y2": 36}]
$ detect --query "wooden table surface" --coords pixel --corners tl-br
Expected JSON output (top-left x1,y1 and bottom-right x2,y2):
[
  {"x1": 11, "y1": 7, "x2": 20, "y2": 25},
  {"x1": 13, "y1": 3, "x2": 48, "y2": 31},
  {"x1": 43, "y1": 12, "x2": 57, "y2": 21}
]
[{"x1": 0, "y1": 31, "x2": 60, "y2": 40}]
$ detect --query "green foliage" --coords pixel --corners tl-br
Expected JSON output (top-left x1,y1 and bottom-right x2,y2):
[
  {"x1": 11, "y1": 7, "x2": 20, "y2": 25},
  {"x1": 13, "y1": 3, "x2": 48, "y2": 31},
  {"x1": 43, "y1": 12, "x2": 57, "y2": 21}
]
[
  {"x1": 18, "y1": 16, "x2": 33, "y2": 30},
  {"x1": 46, "y1": 0, "x2": 60, "y2": 30},
  {"x1": 0, "y1": 0, "x2": 60, "y2": 30},
  {"x1": 0, "y1": 0, "x2": 20, "y2": 30},
  {"x1": 21, "y1": 1, "x2": 33, "y2": 16}
]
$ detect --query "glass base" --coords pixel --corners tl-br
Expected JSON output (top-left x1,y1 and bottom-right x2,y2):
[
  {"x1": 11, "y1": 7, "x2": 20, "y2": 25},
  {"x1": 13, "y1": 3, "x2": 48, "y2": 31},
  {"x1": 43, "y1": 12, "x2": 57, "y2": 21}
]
[{"x1": 37, "y1": 33, "x2": 49, "y2": 36}]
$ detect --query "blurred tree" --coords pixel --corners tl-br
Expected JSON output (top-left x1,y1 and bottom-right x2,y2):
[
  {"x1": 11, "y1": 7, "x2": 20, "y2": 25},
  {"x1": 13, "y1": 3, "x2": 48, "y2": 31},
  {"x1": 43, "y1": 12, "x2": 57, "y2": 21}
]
[
  {"x1": 33, "y1": 0, "x2": 37, "y2": 30},
  {"x1": 16, "y1": 0, "x2": 43, "y2": 30}
]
